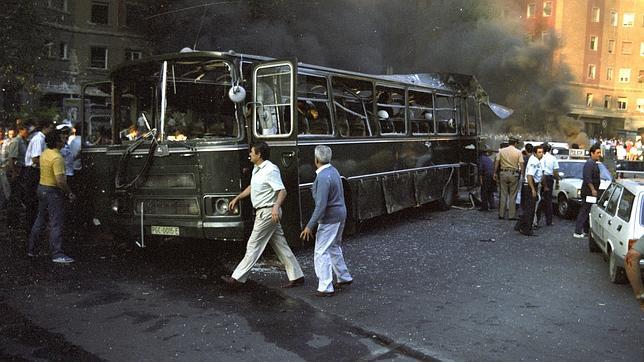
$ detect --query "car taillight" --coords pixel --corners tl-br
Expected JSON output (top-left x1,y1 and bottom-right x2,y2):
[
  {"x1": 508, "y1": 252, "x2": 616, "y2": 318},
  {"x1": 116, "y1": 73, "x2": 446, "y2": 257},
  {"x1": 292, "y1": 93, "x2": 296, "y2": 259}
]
[{"x1": 628, "y1": 239, "x2": 637, "y2": 250}]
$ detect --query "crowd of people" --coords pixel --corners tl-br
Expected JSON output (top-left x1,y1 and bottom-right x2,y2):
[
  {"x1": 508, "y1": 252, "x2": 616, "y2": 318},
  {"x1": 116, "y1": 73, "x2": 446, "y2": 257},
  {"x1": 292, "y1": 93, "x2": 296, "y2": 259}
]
[
  {"x1": 0, "y1": 118, "x2": 81, "y2": 263},
  {"x1": 480, "y1": 138, "x2": 643, "y2": 311}
]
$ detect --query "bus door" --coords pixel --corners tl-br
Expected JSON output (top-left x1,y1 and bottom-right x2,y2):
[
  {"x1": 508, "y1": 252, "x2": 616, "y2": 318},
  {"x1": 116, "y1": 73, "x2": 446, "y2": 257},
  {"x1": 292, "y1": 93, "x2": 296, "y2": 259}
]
[
  {"x1": 250, "y1": 60, "x2": 301, "y2": 242},
  {"x1": 80, "y1": 81, "x2": 114, "y2": 227}
]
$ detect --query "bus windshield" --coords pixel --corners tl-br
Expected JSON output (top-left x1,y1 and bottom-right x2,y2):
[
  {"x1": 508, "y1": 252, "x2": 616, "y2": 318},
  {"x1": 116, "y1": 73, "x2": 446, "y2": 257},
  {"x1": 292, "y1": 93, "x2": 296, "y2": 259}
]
[{"x1": 113, "y1": 59, "x2": 241, "y2": 143}]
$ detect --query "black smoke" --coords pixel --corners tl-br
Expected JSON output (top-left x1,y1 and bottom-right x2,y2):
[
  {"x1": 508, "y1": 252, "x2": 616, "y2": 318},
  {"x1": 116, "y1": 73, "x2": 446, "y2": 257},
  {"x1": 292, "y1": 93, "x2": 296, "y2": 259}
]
[{"x1": 151, "y1": 0, "x2": 572, "y2": 135}]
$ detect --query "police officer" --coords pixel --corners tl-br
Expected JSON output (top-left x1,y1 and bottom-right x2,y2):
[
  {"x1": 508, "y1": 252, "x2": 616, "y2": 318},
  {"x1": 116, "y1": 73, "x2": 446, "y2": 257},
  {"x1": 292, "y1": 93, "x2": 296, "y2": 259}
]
[
  {"x1": 494, "y1": 137, "x2": 523, "y2": 220},
  {"x1": 516, "y1": 145, "x2": 544, "y2": 236},
  {"x1": 538, "y1": 143, "x2": 560, "y2": 226}
]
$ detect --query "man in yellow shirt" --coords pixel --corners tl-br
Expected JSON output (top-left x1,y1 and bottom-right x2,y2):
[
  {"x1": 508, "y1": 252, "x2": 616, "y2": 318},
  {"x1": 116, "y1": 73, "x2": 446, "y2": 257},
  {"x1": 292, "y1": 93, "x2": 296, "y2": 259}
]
[{"x1": 27, "y1": 130, "x2": 75, "y2": 263}]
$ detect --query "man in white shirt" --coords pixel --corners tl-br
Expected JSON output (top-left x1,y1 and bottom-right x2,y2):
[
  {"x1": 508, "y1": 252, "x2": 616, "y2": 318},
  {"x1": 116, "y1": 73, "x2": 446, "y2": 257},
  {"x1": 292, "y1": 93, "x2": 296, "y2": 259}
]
[
  {"x1": 516, "y1": 145, "x2": 544, "y2": 236},
  {"x1": 23, "y1": 119, "x2": 53, "y2": 237},
  {"x1": 538, "y1": 143, "x2": 560, "y2": 226},
  {"x1": 221, "y1": 141, "x2": 304, "y2": 288}
]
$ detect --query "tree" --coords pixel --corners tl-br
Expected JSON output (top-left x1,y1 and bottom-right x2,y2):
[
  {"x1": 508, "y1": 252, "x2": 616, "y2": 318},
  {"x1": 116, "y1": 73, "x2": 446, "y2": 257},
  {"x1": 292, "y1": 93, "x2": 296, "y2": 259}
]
[{"x1": 0, "y1": 1, "x2": 46, "y2": 124}]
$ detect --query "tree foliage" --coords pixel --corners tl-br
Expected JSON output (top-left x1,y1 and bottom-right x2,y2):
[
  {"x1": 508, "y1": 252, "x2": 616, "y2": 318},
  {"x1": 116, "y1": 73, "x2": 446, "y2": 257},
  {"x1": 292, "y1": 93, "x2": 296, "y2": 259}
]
[{"x1": 0, "y1": 0, "x2": 46, "y2": 122}]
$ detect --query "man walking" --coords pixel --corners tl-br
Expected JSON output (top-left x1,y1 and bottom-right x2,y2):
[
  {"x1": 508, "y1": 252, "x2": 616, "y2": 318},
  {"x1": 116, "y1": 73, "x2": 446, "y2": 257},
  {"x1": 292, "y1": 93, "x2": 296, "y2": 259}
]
[
  {"x1": 516, "y1": 145, "x2": 543, "y2": 236},
  {"x1": 478, "y1": 146, "x2": 496, "y2": 211},
  {"x1": 538, "y1": 143, "x2": 560, "y2": 226},
  {"x1": 221, "y1": 142, "x2": 304, "y2": 288},
  {"x1": 24, "y1": 119, "x2": 53, "y2": 237},
  {"x1": 574, "y1": 144, "x2": 601, "y2": 238},
  {"x1": 300, "y1": 145, "x2": 353, "y2": 297},
  {"x1": 494, "y1": 137, "x2": 523, "y2": 220},
  {"x1": 27, "y1": 130, "x2": 75, "y2": 263}
]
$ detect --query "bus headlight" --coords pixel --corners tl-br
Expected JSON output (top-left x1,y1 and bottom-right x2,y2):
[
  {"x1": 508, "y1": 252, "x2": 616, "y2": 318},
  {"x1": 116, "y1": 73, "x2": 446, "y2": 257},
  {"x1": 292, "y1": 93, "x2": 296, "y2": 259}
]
[
  {"x1": 215, "y1": 198, "x2": 229, "y2": 215},
  {"x1": 204, "y1": 196, "x2": 239, "y2": 216},
  {"x1": 576, "y1": 189, "x2": 581, "y2": 198}
]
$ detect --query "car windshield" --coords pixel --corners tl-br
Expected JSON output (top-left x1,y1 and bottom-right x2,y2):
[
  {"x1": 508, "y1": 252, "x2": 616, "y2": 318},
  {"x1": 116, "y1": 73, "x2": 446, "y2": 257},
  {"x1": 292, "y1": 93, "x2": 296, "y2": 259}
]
[{"x1": 558, "y1": 161, "x2": 612, "y2": 181}]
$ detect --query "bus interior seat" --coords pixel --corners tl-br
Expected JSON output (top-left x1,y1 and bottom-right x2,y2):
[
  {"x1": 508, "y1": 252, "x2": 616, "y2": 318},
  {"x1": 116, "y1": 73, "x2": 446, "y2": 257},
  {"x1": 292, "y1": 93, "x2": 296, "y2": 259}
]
[
  {"x1": 309, "y1": 118, "x2": 329, "y2": 135},
  {"x1": 336, "y1": 117, "x2": 349, "y2": 136},
  {"x1": 348, "y1": 118, "x2": 366, "y2": 136}
]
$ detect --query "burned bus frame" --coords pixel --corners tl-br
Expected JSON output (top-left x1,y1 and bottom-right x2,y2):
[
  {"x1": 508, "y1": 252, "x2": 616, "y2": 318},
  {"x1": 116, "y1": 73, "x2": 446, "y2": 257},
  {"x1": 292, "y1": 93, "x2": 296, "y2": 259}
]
[{"x1": 79, "y1": 50, "x2": 490, "y2": 244}]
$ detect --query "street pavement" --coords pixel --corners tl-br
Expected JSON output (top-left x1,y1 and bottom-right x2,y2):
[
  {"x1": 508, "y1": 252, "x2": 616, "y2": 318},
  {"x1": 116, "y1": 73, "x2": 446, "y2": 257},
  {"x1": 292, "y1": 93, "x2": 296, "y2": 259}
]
[{"x1": 1, "y1": 196, "x2": 643, "y2": 361}]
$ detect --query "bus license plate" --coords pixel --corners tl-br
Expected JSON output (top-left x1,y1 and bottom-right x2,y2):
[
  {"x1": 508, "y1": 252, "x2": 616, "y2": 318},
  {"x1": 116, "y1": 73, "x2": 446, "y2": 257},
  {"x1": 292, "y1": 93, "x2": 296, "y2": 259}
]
[{"x1": 151, "y1": 226, "x2": 180, "y2": 236}]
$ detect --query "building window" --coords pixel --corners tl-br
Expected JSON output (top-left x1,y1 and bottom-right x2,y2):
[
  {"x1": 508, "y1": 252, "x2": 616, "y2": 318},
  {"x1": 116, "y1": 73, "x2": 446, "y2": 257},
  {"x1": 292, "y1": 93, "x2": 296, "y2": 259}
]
[
  {"x1": 48, "y1": 0, "x2": 68, "y2": 11},
  {"x1": 45, "y1": 42, "x2": 54, "y2": 58},
  {"x1": 623, "y1": 13, "x2": 634, "y2": 27},
  {"x1": 125, "y1": 49, "x2": 142, "y2": 61},
  {"x1": 586, "y1": 93, "x2": 594, "y2": 107},
  {"x1": 608, "y1": 40, "x2": 615, "y2": 54},
  {"x1": 640, "y1": 42, "x2": 644, "y2": 56},
  {"x1": 617, "y1": 97, "x2": 627, "y2": 110},
  {"x1": 90, "y1": 46, "x2": 108, "y2": 69},
  {"x1": 589, "y1": 36, "x2": 598, "y2": 51},
  {"x1": 622, "y1": 41, "x2": 633, "y2": 54},
  {"x1": 591, "y1": 7, "x2": 600, "y2": 22},
  {"x1": 541, "y1": 31, "x2": 549, "y2": 41},
  {"x1": 607, "y1": 67, "x2": 613, "y2": 81},
  {"x1": 619, "y1": 68, "x2": 631, "y2": 83},
  {"x1": 610, "y1": 11, "x2": 618, "y2": 26},
  {"x1": 604, "y1": 95, "x2": 611, "y2": 109},
  {"x1": 639, "y1": 70, "x2": 644, "y2": 83},
  {"x1": 588, "y1": 64, "x2": 596, "y2": 79},
  {"x1": 527, "y1": 4, "x2": 536, "y2": 18},
  {"x1": 91, "y1": 2, "x2": 109, "y2": 24},
  {"x1": 125, "y1": 5, "x2": 143, "y2": 27},
  {"x1": 637, "y1": 99, "x2": 644, "y2": 113},
  {"x1": 59, "y1": 42, "x2": 68, "y2": 60},
  {"x1": 543, "y1": 1, "x2": 552, "y2": 17}
]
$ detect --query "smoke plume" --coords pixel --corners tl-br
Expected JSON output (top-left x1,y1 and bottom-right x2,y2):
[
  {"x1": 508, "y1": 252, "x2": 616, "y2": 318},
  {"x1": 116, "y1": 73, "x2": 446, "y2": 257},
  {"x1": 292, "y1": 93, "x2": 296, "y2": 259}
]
[{"x1": 152, "y1": 0, "x2": 573, "y2": 138}]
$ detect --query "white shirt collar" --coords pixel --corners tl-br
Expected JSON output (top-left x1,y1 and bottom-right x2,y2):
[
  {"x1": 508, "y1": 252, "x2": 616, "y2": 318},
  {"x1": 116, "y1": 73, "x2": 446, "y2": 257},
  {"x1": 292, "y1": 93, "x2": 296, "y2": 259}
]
[{"x1": 315, "y1": 163, "x2": 332, "y2": 174}]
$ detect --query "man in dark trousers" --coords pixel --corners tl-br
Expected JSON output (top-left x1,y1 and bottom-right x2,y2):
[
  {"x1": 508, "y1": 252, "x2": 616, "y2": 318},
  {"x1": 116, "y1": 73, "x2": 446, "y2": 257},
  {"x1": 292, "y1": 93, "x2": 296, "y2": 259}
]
[
  {"x1": 478, "y1": 146, "x2": 496, "y2": 211},
  {"x1": 516, "y1": 145, "x2": 543, "y2": 236},
  {"x1": 574, "y1": 144, "x2": 601, "y2": 238}
]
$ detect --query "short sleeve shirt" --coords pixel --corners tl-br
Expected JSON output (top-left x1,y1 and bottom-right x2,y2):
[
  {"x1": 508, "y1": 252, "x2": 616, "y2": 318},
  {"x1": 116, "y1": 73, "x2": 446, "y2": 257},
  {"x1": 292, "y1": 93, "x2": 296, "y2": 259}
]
[
  {"x1": 250, "y1": 160, "x2": 285, "y2": 208},
  {"x1": 540, "y1": 152, "x2": 559, "y2": 176},
  {"x1": 7, "y1": 136, "x2": 27, "y2": 167},
  {"x1": 525, "y1": 155, "x2": 543, "y2": 184},
  {"x1": 39, "y1": 148, "x2": 65, "y2": 187},
  {"x1": 498, "y1": 145, "x2": 523, "y2": 171},
  {"x1": 25, "y1": 132, "x2": 46, "y2": 167}
]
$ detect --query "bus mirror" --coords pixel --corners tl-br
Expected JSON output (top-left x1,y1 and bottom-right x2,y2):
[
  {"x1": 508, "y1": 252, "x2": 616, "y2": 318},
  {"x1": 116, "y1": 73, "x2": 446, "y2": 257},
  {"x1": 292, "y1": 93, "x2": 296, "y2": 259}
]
[
  {"x1": 228, "y1": 85, "x2": 246, "y2": 103},
  {"x1": 377, "y1": 110, "x2": 389, "y2": 120}
]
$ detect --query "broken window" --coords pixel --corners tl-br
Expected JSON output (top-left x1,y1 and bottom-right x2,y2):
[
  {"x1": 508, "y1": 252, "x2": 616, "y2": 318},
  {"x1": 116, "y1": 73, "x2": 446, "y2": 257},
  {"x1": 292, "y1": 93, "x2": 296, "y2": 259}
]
[
  {"x1": 408, "y1": 90, "x2": 434, "y2": 135},
  {"x1": 297, "y1": 74, "x2": 332, "y2": 136},
  {"x1": 376, "y1": 85, "x2": 406, "y2": 135},
  {"x1": 331, "y1": 77, "x2": 375, "y2": 137},
  {"x1": 435, "y1": 95, "x2": 457, "y2": 134}
]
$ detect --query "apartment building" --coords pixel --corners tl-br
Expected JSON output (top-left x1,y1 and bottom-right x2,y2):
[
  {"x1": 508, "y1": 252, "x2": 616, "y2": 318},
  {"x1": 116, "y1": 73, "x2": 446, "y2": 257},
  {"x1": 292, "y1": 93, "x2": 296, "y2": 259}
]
[
  {"x1": 38, "y1": 0, "x2": 152, "y2": 121},
  {"x1": 519, "y1": 0, "x2": 644, "y2": 137}
]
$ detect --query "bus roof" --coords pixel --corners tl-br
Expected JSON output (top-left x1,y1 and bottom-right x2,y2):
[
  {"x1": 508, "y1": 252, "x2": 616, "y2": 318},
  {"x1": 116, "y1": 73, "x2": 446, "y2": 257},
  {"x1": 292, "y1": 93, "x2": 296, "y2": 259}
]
[{"x1": 111, "y1": 50, "x2": 481, "y2": 96}]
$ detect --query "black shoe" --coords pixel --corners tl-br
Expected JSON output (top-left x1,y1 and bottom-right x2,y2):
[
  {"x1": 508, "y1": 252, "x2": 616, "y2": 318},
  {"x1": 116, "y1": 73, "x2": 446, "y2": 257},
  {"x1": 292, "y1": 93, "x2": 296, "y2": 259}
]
[
  {"x1": 519, "y1": 230, "x2": 535, "y2": 236},
  {"x1": 498, "y1": 216, "x2": 504, "y2": 220},
  {"x1": 478, "y1": 208, "x2": 489, "y2": 212},
  {"x1": 509, "y1": 217, "x2": 519, "y2": 221}
]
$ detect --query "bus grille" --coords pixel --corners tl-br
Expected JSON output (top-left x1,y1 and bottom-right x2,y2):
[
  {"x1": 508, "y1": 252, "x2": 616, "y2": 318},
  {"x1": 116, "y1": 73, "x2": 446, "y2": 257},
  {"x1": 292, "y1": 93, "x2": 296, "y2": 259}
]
[{"x1": 134, "y1": 199, "x2": 200, "y2": 216}]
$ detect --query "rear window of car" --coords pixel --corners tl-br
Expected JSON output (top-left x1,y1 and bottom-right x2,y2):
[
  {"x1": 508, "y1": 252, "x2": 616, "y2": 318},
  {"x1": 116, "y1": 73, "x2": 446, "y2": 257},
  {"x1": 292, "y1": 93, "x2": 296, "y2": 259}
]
[{"x1": 617, "y1": 189, "x2": 635, "y2": 222}]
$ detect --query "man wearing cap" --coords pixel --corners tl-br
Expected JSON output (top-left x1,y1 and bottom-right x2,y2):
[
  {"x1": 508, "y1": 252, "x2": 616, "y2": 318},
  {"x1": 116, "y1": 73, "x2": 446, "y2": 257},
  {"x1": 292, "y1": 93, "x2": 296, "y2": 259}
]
[
  {"x1": 221, "y1": 141, "x2": 304, "y2": 288},
  {"x1": 494, "y1": 137, "x2": 523, "y2": 220}
]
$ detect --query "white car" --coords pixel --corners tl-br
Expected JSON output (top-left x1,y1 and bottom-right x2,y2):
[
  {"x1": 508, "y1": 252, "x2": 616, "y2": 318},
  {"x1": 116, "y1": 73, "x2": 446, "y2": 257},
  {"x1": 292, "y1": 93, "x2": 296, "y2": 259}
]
[
  {"x1": 589, "y1": 179, "x2": 644, "y2": 283},
  {"x1": 553, "y1": 160, "x2": 612, "y2": 218}
]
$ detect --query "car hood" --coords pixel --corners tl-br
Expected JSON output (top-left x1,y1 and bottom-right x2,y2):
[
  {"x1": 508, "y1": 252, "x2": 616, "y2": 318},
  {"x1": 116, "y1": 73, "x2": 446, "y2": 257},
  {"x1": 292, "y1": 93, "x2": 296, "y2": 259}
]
[{"x1": 560, "y1": 179, "x2": 611, "y2": 191}]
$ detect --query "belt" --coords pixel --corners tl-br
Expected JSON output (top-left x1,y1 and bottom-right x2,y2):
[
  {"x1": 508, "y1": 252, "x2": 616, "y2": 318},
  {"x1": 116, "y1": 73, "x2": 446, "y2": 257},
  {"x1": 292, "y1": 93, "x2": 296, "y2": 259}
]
[
  {"x1": 501, "y1": 168, "x2": 519, "y2": 172},
  {"x1": 254, "y1": 205, "x2": 273, "y2": 211}
]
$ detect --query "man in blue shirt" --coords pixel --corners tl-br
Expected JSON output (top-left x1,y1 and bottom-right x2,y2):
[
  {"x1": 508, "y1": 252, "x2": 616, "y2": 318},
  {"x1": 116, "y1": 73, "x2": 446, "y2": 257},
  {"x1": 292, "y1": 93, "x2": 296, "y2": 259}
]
[
  {"x1": 478, "y1": 147, "x2": 496, "y2": 211},
  {"x1": 574, "y1": 144, "x2": 601, "y2": 238},
  {"x1": 300, "y1": 145, "x2": 353, "y2": 297}
]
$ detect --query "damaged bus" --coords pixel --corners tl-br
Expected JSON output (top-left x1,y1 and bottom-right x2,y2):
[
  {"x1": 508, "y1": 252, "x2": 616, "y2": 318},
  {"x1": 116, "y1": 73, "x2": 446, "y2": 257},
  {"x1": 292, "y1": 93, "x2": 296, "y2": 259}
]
[{"x1": 79, "y1": 50, "x2": 504, "y2": 246}]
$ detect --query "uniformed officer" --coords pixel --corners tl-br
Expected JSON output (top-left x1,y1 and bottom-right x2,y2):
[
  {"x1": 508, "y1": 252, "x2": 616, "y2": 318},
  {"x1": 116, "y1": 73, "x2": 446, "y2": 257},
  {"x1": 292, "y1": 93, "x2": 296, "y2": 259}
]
[{"x1": 494, "y1": 137, "x2": 523, "y2": 220}]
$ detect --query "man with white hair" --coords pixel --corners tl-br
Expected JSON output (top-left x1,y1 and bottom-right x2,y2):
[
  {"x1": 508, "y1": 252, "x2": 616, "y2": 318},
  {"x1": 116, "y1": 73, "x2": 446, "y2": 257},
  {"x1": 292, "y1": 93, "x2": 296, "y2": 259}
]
[{"x1": 300, "y1": 145, "x2": 353, "y2": 297}]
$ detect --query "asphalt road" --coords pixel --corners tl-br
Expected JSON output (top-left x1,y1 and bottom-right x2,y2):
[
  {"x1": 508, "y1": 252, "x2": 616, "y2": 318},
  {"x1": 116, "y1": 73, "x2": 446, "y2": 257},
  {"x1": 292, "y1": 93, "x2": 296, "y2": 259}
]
[{"x1": 1, "y1": 196, "x2": 643, "y2": 361}]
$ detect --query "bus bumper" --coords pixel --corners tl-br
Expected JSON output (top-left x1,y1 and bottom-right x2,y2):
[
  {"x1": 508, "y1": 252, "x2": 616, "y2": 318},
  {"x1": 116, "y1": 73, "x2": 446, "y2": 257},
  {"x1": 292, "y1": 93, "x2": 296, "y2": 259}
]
[{"x1": 112, "y1": 216, "x2": 248, "y2": 242}]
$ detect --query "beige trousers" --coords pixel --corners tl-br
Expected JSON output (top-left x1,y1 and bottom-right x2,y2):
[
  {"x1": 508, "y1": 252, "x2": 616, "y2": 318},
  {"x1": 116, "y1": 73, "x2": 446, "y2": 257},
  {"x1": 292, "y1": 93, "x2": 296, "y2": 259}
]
[
  {"x1": 231, "y1": 208, "x2": 303, "y2": 282},
  {"x1": 498, "y1": 170, "x2": 519, "y2": 219}
]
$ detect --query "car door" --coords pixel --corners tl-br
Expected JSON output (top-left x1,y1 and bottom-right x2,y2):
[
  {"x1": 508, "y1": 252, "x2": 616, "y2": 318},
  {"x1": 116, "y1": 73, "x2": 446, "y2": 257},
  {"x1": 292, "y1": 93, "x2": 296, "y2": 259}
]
[
  {"x1": 591, "y1": 183, "x2": 615, "y2": 247},
  {"x1": 606, "y1": 188, "x2": 635, "y2": 260},
  {"x1": 601, "y1": 185, "x2": 623, "y2": 252}
]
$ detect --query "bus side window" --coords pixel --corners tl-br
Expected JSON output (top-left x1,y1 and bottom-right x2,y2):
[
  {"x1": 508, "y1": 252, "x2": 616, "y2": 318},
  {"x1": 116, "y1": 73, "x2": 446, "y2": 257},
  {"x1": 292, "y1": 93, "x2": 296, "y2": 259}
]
[
  {"x1": 297, "y1": 74, "x2": 333, "y2": 137},
  {"x1": 408, "y1": 90, "x2": 434, "y2": 135},
  {"x1": 376, "y1": 85, "x2": 406, "y2": 135},
  {"x1": 331, "y1": 76, "x2": 374, "y2": 137},
  {"x1": 436, "y1": 95, "x2": 457, "y2": 134}
]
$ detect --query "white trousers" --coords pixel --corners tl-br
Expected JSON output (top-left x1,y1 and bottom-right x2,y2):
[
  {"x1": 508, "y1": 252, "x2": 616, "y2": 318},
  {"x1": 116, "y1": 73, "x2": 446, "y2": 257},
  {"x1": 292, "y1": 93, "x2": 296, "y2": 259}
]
[
  {"x1": 232, "y1": 208, "x2": 303, "y2": 283},
  {"x1": 314, "y1": 222, "x2": 352, "y2": 292}
]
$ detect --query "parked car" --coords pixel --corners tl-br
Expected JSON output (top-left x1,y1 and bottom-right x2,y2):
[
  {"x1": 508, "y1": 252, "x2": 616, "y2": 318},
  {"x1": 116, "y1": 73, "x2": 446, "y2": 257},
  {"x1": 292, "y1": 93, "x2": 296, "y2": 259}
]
[
  {"x1": 553, "y1": 160, "x2": 612, "y2": 218},
  {"x1": 589, "y1": 179, "x2": 644, "y2": 283}
]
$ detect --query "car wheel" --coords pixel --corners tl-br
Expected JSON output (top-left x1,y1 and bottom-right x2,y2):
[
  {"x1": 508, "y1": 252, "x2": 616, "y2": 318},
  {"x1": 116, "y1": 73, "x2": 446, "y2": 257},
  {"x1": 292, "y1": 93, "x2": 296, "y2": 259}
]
[
  {"x1": 608, "y1": 249, "x2": 627, "y2": 284},
  {"x1": 557, "y1": 194, "x2": 571, "y2": 219},
  {"x1": 588, "y1": 231, "x2": 600, "y2": 253}
]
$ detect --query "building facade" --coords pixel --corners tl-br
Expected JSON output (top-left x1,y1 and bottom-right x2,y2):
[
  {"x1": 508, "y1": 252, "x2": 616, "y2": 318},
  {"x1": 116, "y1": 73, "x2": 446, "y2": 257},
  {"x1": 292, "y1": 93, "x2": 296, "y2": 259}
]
[
  {"x1": 519, "y1": 0, "x2": 644, "y2": 137},
  {"x1": 37, "y1": 0, "x2": 153, "y2": 122}
]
